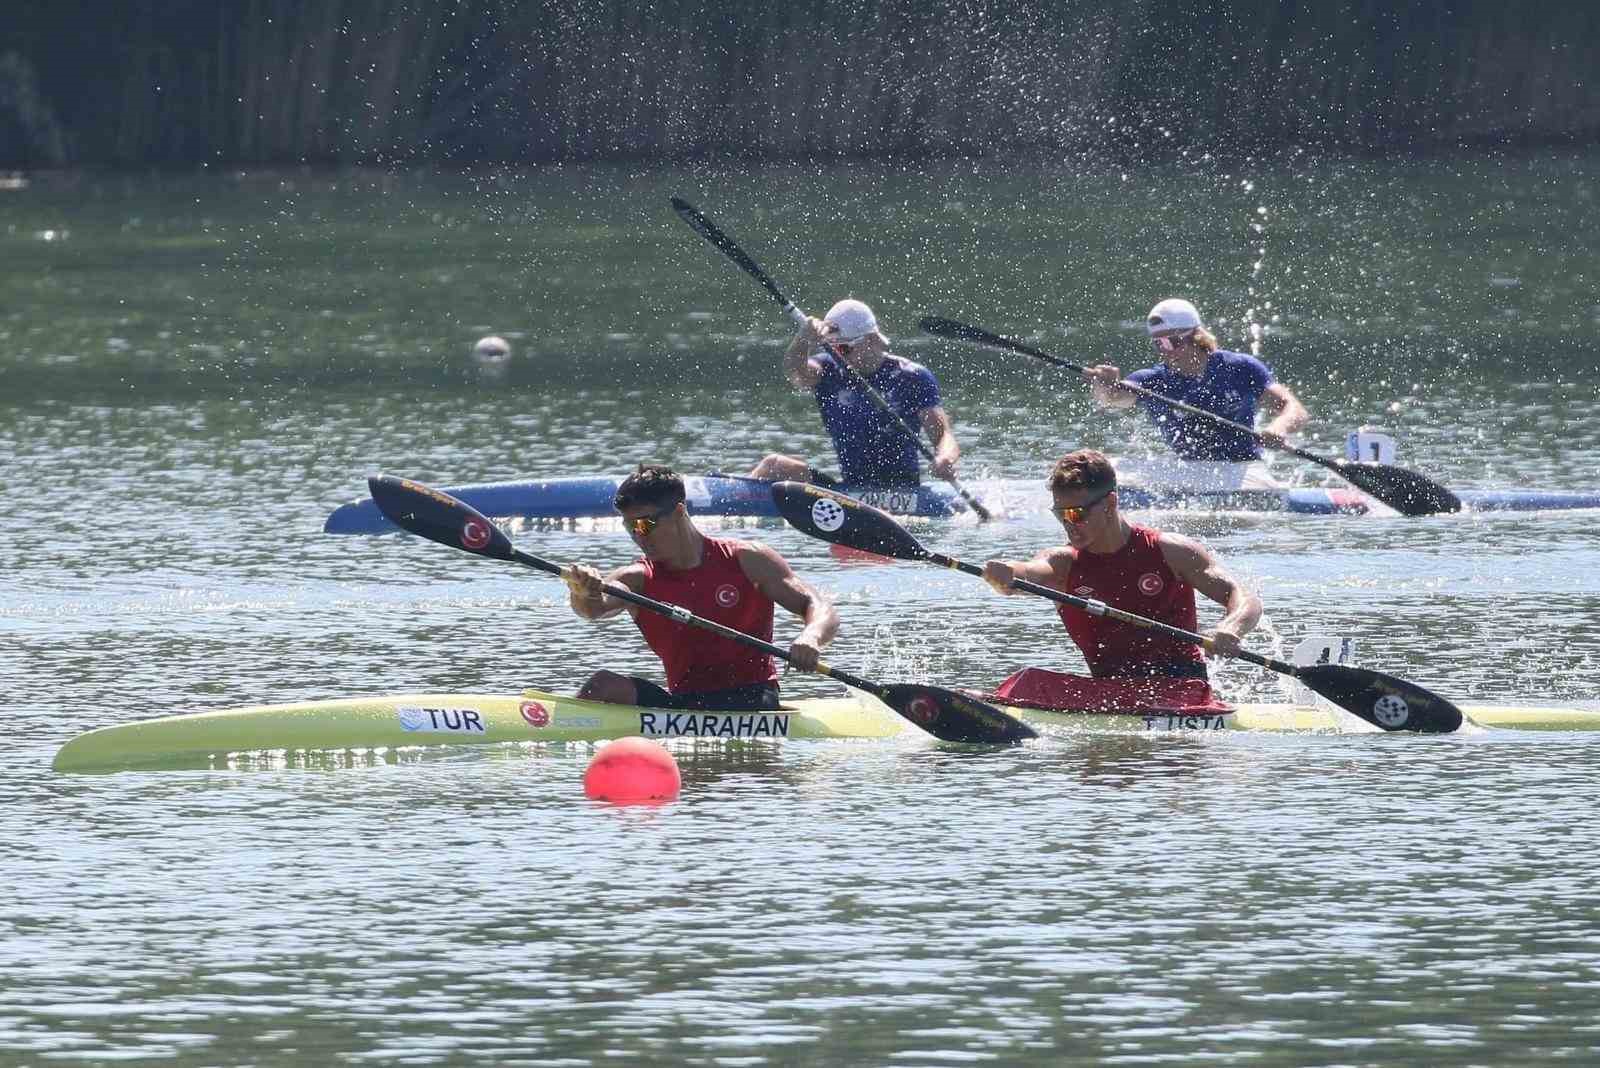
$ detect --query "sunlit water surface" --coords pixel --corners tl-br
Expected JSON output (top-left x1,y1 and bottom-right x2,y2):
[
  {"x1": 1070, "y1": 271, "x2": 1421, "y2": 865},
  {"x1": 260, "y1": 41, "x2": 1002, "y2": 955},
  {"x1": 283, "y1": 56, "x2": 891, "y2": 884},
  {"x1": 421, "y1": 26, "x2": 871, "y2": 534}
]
[{"x1": 3, "y1": 160, "x2": 1599, "y2": 1064}]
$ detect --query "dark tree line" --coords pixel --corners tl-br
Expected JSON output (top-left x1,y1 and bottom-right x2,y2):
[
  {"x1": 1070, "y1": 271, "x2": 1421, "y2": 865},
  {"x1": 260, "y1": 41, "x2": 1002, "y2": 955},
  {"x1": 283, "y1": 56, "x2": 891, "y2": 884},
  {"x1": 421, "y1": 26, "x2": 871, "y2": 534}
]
[{"x1": 2, "y1": 0, "x2": 1596, "y2": 167}]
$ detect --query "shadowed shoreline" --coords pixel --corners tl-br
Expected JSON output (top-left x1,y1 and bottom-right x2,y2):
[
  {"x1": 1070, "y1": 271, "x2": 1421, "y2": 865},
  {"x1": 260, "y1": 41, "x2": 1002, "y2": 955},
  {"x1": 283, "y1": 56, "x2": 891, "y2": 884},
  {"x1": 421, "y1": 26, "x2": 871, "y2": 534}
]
[{"x1": 2, "y1": 1, "x2": 1598, "y2": 168}]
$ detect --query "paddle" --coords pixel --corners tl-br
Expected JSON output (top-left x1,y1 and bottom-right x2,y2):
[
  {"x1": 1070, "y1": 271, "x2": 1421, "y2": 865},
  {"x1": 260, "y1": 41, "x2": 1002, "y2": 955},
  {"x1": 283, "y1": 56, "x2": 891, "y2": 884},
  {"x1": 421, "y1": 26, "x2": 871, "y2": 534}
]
[
  {"x1": 918, "y1": 315, "x2": 1461, "y2": 517},
  {"x1": 670, "y1": 196, "x2": 993, "y2": 521},
  {"x1": 770, "y1": 480, "x2": 1464, "y2": 733},
  {"x1": 367, "y1": 474, "x2": 1035, "y2": 744}
]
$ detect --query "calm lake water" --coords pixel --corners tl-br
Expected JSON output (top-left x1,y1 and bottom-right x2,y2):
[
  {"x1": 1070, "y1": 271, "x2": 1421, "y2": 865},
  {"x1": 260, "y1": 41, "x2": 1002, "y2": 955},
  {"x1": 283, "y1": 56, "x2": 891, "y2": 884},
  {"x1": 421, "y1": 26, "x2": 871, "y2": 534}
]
[{"x1": 3, "y1": 155, "x2": 1599, "y2": 1065}]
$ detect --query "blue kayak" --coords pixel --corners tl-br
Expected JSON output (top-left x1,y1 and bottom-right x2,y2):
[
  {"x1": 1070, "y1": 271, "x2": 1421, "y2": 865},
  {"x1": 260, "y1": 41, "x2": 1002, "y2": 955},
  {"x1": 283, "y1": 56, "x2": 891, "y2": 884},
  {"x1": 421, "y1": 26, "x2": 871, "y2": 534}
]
[{"x1": 322, "y1": 474, "x2": 1600, "y2": 534}]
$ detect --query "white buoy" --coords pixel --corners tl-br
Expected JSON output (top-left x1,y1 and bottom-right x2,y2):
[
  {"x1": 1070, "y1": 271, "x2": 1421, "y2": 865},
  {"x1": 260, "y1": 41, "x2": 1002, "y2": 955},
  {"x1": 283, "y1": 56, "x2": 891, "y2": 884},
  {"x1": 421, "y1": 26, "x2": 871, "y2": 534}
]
[{"x1": 471, "y1": 335, "x2": 510, "y2": 365}]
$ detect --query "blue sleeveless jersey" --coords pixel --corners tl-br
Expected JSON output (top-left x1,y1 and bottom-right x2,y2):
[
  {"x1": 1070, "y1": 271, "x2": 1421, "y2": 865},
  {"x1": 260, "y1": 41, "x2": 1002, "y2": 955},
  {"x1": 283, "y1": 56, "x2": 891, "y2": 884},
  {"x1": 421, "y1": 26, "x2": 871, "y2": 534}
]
[
  {"x1": 1126, "y1": 349, "x2": 1274, "y2": 461},
  {"x1": 813, "y1": 353, "x2": 941, "y2": 485}
]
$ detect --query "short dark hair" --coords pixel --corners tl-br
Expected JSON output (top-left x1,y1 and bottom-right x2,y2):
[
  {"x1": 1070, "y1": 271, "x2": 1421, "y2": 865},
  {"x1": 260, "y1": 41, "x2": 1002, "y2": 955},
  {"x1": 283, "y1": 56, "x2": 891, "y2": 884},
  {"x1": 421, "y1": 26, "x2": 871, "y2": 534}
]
[
  {"x1": 1048, "y1": 449, "x2": 1117, "y2": 494},
  {"x1": 614, "y1": 463, "x2": 686, "y2": 511}
]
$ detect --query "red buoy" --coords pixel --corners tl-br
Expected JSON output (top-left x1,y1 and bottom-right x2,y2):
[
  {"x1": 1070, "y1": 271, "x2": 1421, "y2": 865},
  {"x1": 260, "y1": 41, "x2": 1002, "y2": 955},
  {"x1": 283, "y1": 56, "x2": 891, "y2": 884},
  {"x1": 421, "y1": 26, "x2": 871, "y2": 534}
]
[{"x1": 583, "y1": 737, "x2": 681, "y2": 802}]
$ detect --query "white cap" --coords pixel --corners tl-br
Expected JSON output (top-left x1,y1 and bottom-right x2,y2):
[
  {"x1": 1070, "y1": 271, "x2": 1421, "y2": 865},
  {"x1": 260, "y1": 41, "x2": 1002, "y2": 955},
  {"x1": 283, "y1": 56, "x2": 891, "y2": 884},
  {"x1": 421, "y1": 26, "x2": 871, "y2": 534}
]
[
  {"x1": 471, "y1": 336, "x2": 510, "y2": 363},
  {"x1": 824, "y1": 299, "x2": 880, "y2": 342},
  {"x1": 1146, "y1": 299, "x2": 1204, "y2": 335}
]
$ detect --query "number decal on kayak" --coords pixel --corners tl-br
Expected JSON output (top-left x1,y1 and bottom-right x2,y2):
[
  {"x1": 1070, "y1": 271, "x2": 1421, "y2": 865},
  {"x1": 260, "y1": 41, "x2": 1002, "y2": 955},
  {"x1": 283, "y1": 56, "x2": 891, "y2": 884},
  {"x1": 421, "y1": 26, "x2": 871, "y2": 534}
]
[{"x1": 1141, "y1": 713, "x2": 1229, "y2": 731}]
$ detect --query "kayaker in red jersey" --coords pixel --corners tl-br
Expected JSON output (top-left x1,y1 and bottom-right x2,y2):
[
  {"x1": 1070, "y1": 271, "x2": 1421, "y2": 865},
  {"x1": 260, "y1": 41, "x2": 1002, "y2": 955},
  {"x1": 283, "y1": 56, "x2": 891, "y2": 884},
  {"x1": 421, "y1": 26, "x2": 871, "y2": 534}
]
[
  {"x1": 980, "y1": 449, "x2": 1262, "y2": 684},
  {"x1": 561, "y1": 463, "x2": 838, "y2": 710}
]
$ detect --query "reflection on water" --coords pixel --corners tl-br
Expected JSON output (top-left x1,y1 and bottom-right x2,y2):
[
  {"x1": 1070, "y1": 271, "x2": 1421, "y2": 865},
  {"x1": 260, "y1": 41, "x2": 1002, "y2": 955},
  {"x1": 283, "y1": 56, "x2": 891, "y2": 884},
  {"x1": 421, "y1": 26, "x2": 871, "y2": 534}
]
[{"x1": 3, "y1": 160, "x2": 1600, "y2": 1064}]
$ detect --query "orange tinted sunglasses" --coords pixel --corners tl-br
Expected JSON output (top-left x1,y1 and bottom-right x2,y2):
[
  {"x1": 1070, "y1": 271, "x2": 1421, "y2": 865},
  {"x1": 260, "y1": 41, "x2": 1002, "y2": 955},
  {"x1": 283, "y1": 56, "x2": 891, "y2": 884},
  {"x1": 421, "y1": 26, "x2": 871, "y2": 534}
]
[
  {"x1": 1057, "y1": 487, "x2": 1112, "y2": 524},
  {"x1": 624, "y1": 505, "x2": 675, "y2": 537}
]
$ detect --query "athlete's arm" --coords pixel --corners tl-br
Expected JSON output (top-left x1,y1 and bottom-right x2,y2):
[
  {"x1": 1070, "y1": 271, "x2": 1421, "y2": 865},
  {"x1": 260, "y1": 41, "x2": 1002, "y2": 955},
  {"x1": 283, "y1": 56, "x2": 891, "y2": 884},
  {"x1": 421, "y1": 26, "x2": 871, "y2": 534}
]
[
  {"x1": 982, "y1": 548, "x2": 1073, "y2": 596},
  {"x1": 738, "y1": 543, "x2": 838, "y2": 671},
  {"x1": 562, "y1": 561, "x2": 645, "y2": 621},
  {"x1": 1157, "y1": 533, "x2": 1261, "y2": 657},
  {"x1": 1087, "y1": 364, "x2": 1138, "y2": 409},
  {"x1": 783, "y1": 317, "x2": 828, "y2": 390},
  {"x1": 919, "y1": 405, "x2": 960, "y2": 478},
  {"x1": 1258, "y1": 381, "x2": 1310, "y2": 443}
]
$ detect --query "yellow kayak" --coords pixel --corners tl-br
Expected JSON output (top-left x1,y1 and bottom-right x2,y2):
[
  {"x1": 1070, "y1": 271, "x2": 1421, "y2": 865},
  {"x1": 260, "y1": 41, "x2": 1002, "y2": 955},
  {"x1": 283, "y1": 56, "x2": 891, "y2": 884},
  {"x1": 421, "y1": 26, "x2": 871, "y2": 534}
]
[{"x1": 51, "y1": 688, "x2": 1600, "y2": 773}]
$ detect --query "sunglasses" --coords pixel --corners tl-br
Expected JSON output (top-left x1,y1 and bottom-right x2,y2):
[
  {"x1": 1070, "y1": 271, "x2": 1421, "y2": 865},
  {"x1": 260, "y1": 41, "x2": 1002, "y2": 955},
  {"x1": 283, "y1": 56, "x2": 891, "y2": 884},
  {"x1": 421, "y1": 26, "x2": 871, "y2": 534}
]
[
  {"x1": 1057, "y1": 487, "x2": 1113, "y2": 525},
  {"x1": 623, "y1": 504, "x2": 675, "y2": 537},
  {"x1": 1152, "y1": 332, "x2": 1191, "y2": 353}
]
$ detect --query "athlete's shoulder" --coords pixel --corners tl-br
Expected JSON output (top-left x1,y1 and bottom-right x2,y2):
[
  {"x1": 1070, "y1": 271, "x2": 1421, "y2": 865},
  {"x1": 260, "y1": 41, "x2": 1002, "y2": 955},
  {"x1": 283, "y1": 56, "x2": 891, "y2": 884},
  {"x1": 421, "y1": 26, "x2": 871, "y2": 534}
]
[
  {"x1": 707, "y1": 534, "x2": 755, "y2": 557},
  {"x1": 1040, "y1": 545, "x2": 1078, "y2": 572},
  {"x1": 1215, "y1": 349, "x2": 1272, "y2": 374},
  {"x1": 612, "y1": 558, "x2": 653, "y2": 587},
  {"x1": 727, "y1": 537, "x2": 784, "y2": 565},
  {"x1": 882, "y1": 352, "x2": 932, "y2": 375},
  {"x1": 731, "y1": 538, "x2": 796, "y2": 586},
  {"x1": 1152, "y1": 528, "x2": 1211, "y2": 568},
  {"x1": 1126, "y1": 364, "x2": 1166, "y2": 386}
]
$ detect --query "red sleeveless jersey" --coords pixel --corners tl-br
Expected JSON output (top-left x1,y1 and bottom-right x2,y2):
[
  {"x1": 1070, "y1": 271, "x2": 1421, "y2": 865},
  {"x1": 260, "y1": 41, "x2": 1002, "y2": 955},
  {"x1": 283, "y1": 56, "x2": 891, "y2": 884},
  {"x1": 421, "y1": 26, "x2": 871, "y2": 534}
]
[
  {"x1": 1057, "y1": 525, "x2": 1206, "y2": 677},
  {"x1": 633, "y1": 537, "x2": 779, "y2": 693}
]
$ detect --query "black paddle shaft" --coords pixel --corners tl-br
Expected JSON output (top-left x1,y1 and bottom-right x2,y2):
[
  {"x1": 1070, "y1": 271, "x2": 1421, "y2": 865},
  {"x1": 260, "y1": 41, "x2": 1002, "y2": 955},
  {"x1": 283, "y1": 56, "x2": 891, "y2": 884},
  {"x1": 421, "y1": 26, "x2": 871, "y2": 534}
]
[
  {"x1": 918, "y1": 315, "x2": 1460, "y2": 517},
  {"x1": 671, "y1": 198, "x2": 992, "y2": 521}
]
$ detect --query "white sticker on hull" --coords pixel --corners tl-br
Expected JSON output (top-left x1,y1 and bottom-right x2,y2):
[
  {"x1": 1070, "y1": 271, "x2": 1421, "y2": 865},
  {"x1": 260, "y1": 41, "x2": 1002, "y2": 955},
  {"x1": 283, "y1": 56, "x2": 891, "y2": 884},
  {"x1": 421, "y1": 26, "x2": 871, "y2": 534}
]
[
  {"x1": 638, "y1": 711, "x2": 791, "y2": 738},
  {"x1": 397, "y1": 706, "x2": 488, "y2": 734},
  {"x1": 1345, "y1": 427, "x2": 1397, "y2": 465},
  {"x1": 682, "y1": 477, "x2": 713, "y2": 506}
]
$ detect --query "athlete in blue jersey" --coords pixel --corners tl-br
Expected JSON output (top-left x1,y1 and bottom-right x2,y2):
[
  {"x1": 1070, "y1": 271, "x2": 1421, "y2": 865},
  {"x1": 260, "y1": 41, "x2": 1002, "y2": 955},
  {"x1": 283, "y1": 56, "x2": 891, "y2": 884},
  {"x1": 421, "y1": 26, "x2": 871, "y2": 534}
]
[
  {"x1": 1088, "y1": 298, "x2": 1309, "y2": 462},
  {"x1": 750, "y1": 299, "x2": 962, "y2": 486}
]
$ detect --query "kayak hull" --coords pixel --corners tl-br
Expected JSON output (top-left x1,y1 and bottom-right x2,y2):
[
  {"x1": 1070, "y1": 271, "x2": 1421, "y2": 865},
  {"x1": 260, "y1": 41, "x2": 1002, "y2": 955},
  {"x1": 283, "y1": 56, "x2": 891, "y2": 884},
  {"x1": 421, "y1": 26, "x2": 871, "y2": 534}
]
[
  {"x1": 322, "y1": 474, "x2": 1600, "y2": 533},
  {"x1": 52, "y1": 689, "x2": 1600, "y2": 772}
]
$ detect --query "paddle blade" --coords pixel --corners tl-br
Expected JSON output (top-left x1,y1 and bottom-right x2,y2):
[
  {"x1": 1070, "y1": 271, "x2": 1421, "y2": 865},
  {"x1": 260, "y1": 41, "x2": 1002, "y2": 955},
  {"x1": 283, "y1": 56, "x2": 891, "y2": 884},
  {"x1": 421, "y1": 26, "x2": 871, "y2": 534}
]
[
  {"x1": 880, "y1": 683, "x2": 1038, "y2": 743},
  {"x1": 368, "y1": 475, "x2": 516, "y2": 562},
  {"x1": 1327, "y1": 460, "x2": 1461, "y2": 516},
  {"x1": 669, "y1": 196, "x2": 720, "y2": 245},
  {"x1": 770, "y1": 482, "x2": 932, "y2": 562},
  {"x1": 1297, "y1": 664, "x2": 1463, "y2": 733}
]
